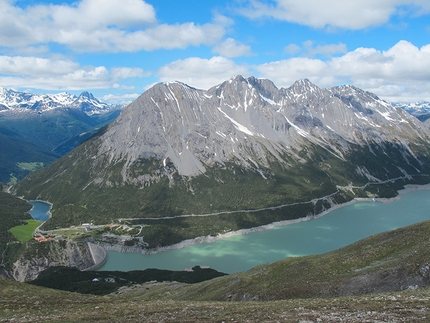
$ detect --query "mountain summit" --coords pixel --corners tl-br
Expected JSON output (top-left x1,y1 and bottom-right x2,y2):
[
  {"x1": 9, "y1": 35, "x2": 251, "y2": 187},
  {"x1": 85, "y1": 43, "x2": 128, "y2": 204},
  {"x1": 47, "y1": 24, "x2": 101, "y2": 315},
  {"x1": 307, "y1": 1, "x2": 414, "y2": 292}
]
[
  {"x1": 14, "y1": 76, "x2": 430, "y2": 233},
  {"x1": 99, "y1": 76, "x2": 427, "y2": 177}
]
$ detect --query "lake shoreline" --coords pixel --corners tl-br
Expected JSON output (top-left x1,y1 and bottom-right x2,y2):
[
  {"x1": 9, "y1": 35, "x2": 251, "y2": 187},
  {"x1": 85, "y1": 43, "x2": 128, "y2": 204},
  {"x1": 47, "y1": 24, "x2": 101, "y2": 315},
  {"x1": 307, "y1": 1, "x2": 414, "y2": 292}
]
[{"x1": 99, "y1": 183, "x2": 430, "y2": 256}]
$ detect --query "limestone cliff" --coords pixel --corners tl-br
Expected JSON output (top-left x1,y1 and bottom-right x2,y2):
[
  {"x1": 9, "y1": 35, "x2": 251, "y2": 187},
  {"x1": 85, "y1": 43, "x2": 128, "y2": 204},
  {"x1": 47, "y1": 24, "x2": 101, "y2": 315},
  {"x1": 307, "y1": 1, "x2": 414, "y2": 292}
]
[{"x1": 12, "y1": 239, "x2": 95, "y2": 282}]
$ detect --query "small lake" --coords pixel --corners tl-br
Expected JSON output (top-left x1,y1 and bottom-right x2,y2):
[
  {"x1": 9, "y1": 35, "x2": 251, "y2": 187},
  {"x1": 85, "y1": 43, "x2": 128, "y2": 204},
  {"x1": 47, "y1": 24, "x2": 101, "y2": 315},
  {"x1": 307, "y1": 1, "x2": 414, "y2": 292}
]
[
  {"x1": 27, "y1": 200, "x2": 51, "y2": 222},
  {"x1": 99, "y1": 189, "x2": 430, "y2": 274}
]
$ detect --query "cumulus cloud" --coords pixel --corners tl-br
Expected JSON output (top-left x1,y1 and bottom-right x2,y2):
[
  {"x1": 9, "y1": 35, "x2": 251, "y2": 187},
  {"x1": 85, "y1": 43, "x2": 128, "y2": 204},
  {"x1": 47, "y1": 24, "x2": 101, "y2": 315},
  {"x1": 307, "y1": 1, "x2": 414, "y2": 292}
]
[
  {"x1": 0, "y1": 56, "x2": 79, "y2": 76},
  {"x1": 111, "y1": 68, "x2": 149, "y2": 79},
  {"x1": 284, "y1": 41, "x2": 347, "y2": 57},
  {"x1": 102, "y1": 93, "x2": 140, "y2": 105},
  {"x1": 0, "y1": 0, "x2": 226, "y2": 52},
  {"x1": 255, "y1": 40, "x2": 430, "y2": 101},
  {"x1": 303, "y1": 41, "x2": 348, "y2": 57},
  {"x1": 239, "y1": 0, "x2": 430, "y2": 29},
  {"x1": 284, "y1": 44, "x2": 301, "y2": 55},
  {"x1": 0, "y1": 55, "x2": 147, "y2": 90},
  {"x1": 158, "y1": 56, "x2": 250, "y2": 89},
  {"x1": 213, "y1": 38, "x2": 252, "y2": 57}
]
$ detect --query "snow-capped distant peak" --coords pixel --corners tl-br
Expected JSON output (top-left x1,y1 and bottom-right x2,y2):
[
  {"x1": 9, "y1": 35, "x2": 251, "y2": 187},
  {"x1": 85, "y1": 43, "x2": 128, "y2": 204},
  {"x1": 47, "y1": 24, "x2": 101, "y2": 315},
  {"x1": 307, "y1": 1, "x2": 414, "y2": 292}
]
[{"x1": 0, "y1": 87, "x2": 117, "y2": 115}]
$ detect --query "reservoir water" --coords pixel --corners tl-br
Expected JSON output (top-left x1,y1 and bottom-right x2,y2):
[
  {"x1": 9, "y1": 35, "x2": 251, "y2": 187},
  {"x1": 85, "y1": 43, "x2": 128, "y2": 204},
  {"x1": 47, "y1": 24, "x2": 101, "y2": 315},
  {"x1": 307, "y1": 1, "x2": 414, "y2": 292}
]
[
  {"x1": 27, "y1": 200, "x2": 51, "y2": 222},
  {"x1": 99, "y1": 189, "x2": 430, "y2": 274}
]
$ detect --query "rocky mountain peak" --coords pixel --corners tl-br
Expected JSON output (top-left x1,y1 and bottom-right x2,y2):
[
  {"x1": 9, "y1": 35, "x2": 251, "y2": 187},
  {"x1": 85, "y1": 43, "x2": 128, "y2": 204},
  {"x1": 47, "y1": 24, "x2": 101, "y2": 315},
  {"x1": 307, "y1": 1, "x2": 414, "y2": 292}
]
[
  {"x1": 94, "y1": 76, "x2": 430, "y2": 180},
  {"x1": 289, "y1": 78, "x2": 320, "y2": 92},
  {"x1": 283, "y1": 79, "x2": 331, "y2": 104},
  {"x1": 78, "y1": 91, "x2": 95, "y2": 100}
]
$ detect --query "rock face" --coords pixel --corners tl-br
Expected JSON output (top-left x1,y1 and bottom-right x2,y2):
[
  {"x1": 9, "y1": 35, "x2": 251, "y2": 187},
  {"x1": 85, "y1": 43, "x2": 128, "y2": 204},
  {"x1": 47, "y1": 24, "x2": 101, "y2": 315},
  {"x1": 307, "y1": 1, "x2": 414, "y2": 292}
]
[
  {"x1": 99, "y1": 76, "x2": 429, "y2": 178},
  {"x1": 12, "y1": 240, "x2": 95, "y2": 282}
]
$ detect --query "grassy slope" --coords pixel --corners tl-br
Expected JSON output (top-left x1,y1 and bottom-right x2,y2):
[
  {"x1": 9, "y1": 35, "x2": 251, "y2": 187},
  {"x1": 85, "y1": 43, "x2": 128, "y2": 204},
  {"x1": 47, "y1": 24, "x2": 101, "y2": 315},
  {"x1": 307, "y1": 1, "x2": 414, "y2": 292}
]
[
  {"x1": 2, "y1": 221, "x2": 430, "y2": 322},
  {"x1": 9, "y1": 219, "x2": 42, "y2": 243},
  {"x1": 1, "y1": 277, "x2": 429, "y2": 322}
]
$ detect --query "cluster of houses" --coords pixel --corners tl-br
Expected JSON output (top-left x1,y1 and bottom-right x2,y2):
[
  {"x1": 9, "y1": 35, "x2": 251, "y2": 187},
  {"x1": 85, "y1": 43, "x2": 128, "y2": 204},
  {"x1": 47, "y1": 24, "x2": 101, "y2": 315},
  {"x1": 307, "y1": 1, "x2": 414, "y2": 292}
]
[{"x1": 34, "y1": 236, "x2": 52, "y2": 242}]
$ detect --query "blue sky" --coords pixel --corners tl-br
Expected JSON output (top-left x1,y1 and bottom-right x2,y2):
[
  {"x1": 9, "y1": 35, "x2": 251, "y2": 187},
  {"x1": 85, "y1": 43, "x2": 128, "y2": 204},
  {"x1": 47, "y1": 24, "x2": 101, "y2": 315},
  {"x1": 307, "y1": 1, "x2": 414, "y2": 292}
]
[{"x1": 1, "y1": 0, "x2": 430, "y2": 104}]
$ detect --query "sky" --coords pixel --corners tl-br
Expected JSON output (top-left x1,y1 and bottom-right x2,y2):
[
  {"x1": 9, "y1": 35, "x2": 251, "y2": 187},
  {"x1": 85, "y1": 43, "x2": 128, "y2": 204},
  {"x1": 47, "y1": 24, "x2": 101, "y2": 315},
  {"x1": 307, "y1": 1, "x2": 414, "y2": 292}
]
[{"x1": 1, "y1": 0, "x2": 430, "y2": 104}]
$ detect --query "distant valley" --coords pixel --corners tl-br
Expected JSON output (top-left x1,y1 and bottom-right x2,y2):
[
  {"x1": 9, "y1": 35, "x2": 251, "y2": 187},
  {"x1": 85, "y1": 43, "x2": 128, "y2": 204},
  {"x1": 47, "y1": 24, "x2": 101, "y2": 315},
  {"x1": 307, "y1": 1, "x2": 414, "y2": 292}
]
[{"x1": 0, "y1": 88, "x2": 124, "y2": 184}]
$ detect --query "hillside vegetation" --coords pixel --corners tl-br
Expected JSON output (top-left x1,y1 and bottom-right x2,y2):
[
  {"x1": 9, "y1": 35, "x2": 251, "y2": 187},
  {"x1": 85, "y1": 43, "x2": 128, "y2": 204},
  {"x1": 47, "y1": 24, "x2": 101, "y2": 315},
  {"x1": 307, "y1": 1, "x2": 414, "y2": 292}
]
[
  {"x1": 0, "y1": 192, "x2": 32, "y2": 270},
  {"x1": 13, "y1": 137, "x2": 430, "y2": 238}
]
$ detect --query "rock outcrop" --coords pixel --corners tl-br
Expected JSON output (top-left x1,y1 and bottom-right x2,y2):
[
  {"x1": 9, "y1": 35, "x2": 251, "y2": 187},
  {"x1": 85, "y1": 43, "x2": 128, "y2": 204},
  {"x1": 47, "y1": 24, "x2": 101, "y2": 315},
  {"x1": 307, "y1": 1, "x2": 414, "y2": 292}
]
[{"x1": 12, "y1": 240, "x2": 96, "y2": 282}]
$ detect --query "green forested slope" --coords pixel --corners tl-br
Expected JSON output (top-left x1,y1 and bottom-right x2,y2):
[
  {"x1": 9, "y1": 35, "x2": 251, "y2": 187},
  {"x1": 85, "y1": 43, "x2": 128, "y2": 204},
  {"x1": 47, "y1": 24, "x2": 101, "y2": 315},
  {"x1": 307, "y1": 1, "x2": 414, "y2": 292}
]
[{"x1": 0, "y1": 192, "x2": 31, "y2": 268}]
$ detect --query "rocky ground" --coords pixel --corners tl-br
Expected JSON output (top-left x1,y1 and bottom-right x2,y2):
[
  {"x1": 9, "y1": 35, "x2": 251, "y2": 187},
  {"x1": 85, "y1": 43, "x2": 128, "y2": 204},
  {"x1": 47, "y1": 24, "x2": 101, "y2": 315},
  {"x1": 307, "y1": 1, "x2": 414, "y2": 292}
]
[{"x1": 1, "y1": 277, "x2": 430, "y2": 323}]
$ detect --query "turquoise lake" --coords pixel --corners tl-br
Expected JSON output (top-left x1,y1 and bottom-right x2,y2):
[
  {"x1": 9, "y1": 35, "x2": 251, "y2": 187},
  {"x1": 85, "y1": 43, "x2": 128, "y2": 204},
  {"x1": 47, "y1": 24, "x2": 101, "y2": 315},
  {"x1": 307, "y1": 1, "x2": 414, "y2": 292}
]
[{"x1": 96, "y1": 189, "x2": 430, "y2": 274}]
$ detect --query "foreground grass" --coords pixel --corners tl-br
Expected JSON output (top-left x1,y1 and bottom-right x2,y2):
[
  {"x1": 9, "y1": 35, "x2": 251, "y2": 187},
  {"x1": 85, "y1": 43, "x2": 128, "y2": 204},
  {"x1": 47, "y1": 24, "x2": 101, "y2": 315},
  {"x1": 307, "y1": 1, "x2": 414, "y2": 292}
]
[
  {"x1": 1, "y1": 277, "x2": 429, "y2": 322},
  {"x1": 9, "y1": 219, "x2": 42, "y2": 243}
]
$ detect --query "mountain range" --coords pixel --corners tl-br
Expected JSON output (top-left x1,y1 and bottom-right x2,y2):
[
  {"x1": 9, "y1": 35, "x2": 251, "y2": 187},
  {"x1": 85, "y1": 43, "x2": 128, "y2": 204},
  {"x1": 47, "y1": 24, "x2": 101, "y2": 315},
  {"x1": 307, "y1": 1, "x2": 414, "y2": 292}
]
[
  {"x1": 13, "y1": 76, "x2": 430, "y2": 238},
  {"x1": 0, "y1": 88, "x2": 123, "y2": 184},
  {"x1": 0, "y1": 87, "x2": 113, "y2": 115}
]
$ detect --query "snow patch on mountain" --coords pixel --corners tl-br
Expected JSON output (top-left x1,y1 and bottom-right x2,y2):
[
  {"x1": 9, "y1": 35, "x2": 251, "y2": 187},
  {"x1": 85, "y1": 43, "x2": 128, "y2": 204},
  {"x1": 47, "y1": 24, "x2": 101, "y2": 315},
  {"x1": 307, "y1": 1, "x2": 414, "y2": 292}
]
[{"x1": 94, "y1": 76, "x2": 430, "y2": 180}]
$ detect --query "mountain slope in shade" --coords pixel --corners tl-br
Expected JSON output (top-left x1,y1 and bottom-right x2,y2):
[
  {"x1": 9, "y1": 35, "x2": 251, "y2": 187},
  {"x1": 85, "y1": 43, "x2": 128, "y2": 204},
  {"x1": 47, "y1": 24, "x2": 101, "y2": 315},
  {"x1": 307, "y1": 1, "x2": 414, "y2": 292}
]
[{"x1": 13, "y1": 76, "x2": 430, "y2": 232}]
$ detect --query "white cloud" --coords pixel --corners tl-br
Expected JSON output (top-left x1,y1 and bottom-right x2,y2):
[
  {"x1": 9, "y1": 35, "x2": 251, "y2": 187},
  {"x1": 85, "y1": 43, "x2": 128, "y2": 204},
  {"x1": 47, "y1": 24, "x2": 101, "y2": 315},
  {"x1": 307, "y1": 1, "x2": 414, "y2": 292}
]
[
  {"x1": 0, "y1": 0, "x2": 226, "y2": 52},
  {"x1": 284, "y1": 44, "x2": 301, "y2": 54},
  {"x1": 102, "y1": 93, "x2": 140, "y2": 105},
  {"x1": 0, "y1": 56, "x2": 79, "y2": 76},
  {"x1": 112, "y1": 23, "x2": 226, "y2": 52},
  {"x1": 256, "y1": 57, "x2": 330, "y2": 87},
  {"x1": 303, "y1": 41, "x2": 347, "y2": 57},
  {"x1": 213, "y1": 38, "x2": 252, "y2": 57},
  {"x1": 239, "y1": 0, "x2": 430, "y2": 29},
  {"x1": 284, "y1": 41, "x2": 347, "y2": 57},
  {"x1": 0, "y1": 55, "x2": 147, "y2": 90},
  {"x1": 255, "y1": 40, "x2": 430, "y2": 101},
  {"x1": 111, "y1": 68, "x2": 149, "y2": 79},
  {"x1": 158, "y1": 56, "x2": 249, "y2": 89}
]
